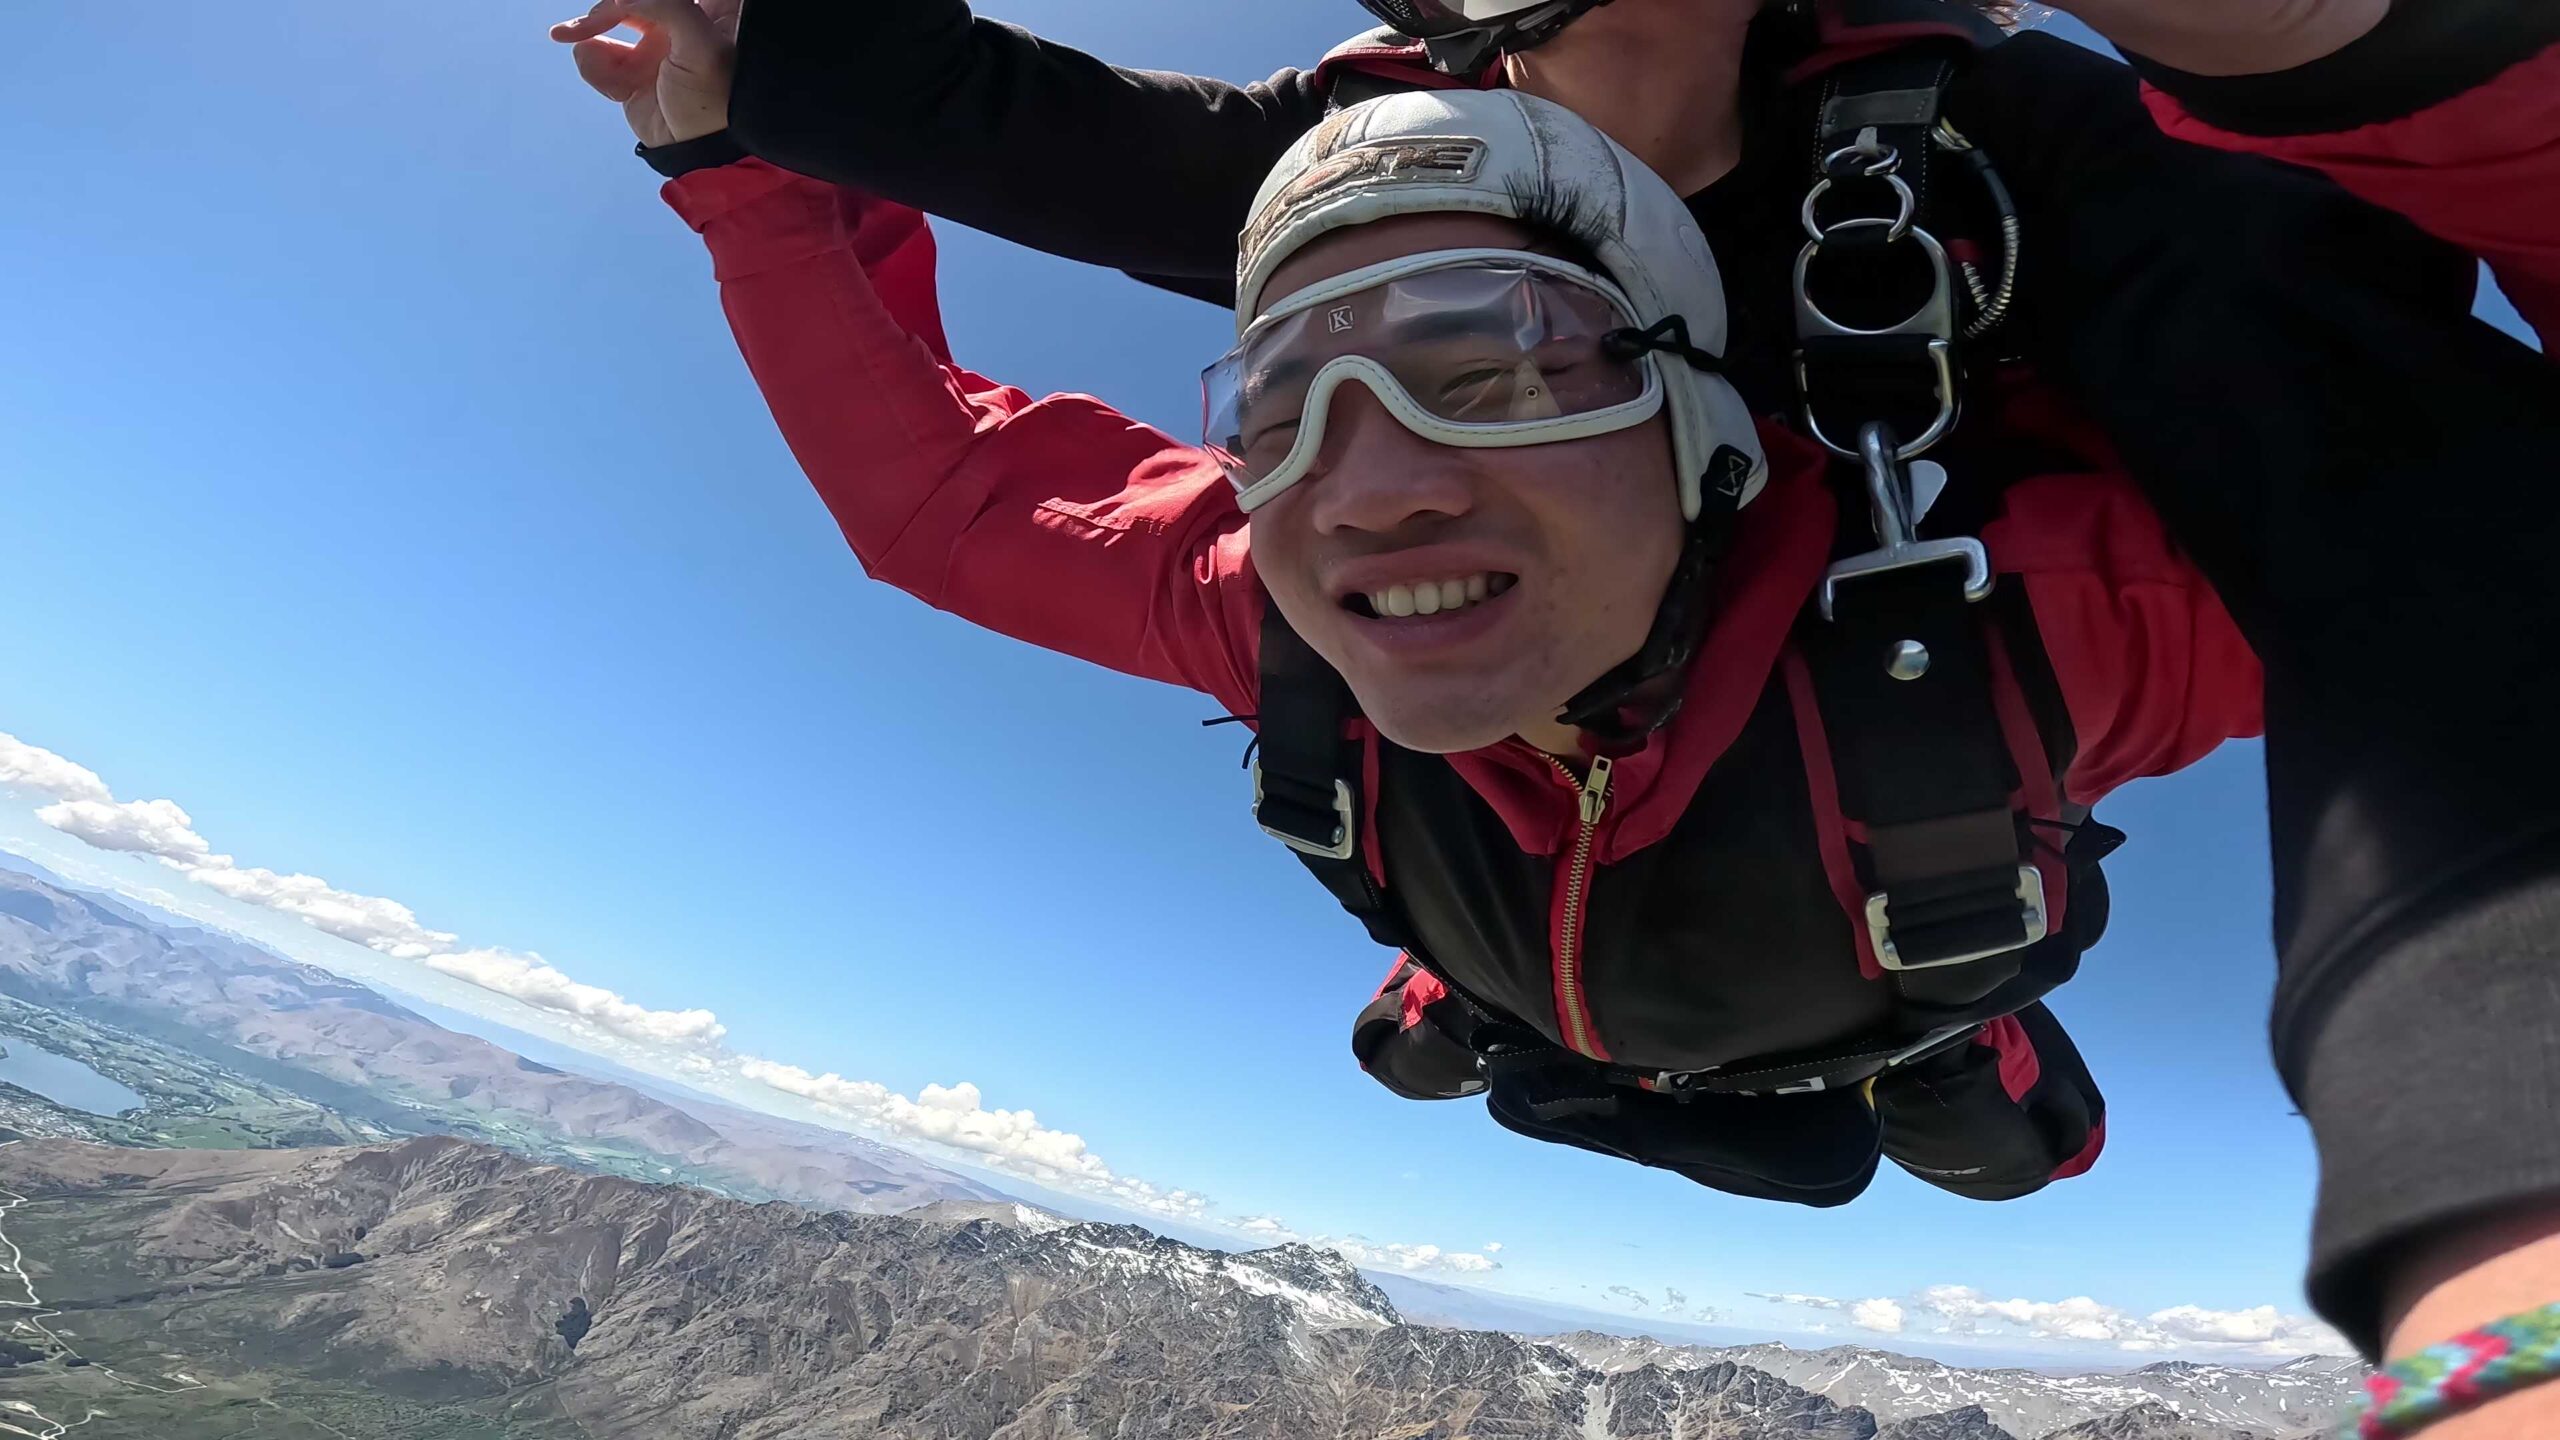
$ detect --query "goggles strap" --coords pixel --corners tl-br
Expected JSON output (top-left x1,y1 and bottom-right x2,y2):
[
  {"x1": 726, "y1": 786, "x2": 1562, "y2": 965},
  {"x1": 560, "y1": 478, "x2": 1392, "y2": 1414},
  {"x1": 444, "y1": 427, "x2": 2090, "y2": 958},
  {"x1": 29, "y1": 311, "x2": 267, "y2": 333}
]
[
  {"x1": 1557, "y1": 314, "x2": 1736, "y2": 748},
  {"x1": 1602, "y1": 315, "x2": 1727, "y2": 376}
]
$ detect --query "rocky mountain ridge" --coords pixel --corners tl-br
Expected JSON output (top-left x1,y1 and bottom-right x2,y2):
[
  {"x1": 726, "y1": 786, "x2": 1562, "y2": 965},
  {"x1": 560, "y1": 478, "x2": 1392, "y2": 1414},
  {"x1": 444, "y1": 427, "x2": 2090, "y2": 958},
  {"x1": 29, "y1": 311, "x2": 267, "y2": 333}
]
[
  {"x1": 1545, "y1": 1331, "x2": 2358, "y2": 1438},
  {"x1": 0, "y1": 1139, "x2": 2347, "y2": 1439}
]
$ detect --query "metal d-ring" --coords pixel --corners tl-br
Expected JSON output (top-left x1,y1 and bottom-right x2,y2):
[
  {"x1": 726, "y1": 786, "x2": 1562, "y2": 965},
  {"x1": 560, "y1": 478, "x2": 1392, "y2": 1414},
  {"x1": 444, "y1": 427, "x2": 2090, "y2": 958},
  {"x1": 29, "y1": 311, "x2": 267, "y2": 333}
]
[{"x1": 1801, "y1": 171, "x2": 1917, "y2": 246}]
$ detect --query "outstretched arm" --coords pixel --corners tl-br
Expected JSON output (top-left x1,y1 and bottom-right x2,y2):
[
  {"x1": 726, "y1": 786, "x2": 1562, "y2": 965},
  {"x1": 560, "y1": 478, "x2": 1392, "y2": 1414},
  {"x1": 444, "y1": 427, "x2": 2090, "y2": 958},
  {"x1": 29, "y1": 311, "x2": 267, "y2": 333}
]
[
  {"x1": 557, "y1": 0, "x2": 1264, "y2": 709},
  {"x1": 721, "y1": 0, "x2": 1328, "y2": 300},
  {"x1": 1965, "y1": 36, "x2": 2560, "y2": 1406},
  {"x1": 2124, "y1": 0, "x2": 2560, "y2": 348},
  {"x1": 663, "y1": 160, "x2": 1261, "y2": 703}
]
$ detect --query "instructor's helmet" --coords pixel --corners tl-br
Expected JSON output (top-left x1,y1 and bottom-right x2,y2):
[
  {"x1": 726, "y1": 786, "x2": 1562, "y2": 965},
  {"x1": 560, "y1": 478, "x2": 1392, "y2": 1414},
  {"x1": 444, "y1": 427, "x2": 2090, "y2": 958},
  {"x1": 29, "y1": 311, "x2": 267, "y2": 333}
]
[
  {"x1": 1354, "y1": 0, "x2": 1618, "y2": 72},
  {"x1": 1215, "y1": 87, "x2": 1767, "y2": 526}
]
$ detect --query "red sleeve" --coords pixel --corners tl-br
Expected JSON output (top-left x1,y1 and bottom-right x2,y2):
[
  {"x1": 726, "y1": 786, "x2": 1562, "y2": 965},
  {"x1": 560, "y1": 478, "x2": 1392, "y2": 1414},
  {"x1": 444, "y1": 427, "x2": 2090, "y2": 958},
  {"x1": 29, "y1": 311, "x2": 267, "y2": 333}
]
[
  {"x1": 2143, "y1": 43, "x2": 2560, "y2": 350},
  {"x1": 1981, "y1": 472, "x2": 2264, "y2": 806},
  {"x1": 660, "y1": 160, "x2": 1263, "y2": 714}
]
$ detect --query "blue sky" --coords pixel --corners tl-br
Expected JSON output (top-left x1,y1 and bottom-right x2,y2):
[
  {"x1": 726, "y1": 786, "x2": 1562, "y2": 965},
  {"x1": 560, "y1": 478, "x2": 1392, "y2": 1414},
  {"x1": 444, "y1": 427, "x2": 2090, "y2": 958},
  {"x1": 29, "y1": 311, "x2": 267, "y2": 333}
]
[{"x1": 0, "y1": 0, "x2": 2533, "y2": 1364}]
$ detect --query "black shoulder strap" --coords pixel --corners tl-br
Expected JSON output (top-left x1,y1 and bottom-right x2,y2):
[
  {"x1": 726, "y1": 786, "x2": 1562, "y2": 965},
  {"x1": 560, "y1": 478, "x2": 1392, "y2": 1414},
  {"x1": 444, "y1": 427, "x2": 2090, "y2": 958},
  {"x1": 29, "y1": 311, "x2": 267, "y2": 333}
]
[
  {"x1": 1793, "y1": 40, "x2": 1977, "y2": 452},
  {"x1": 1253, "y1": 603, "x2": 1413, "y2": 950},
  {"x1": 1791, "y1": 30, "x2": 2044, "y2": 997}
]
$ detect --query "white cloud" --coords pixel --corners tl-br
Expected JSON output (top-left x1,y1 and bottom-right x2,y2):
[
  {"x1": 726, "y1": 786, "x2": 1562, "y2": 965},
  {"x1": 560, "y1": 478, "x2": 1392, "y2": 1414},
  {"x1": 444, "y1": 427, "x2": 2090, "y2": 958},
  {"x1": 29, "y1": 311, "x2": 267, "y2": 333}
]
[
  {"x1": 13, "y1": 730, "x2": 722, "y2": 1053},
  {"x1": 1223, "y1": 1219, "x2": 1496, "y2": 1276},
  {"x1": 2147, "y1": 1304, "x2": 2347, "y2": 1354},
  {"x1": 1323, "y1": 1237, "x2": 1497, "y2": 1274},
  {"x1": 1665, "y1": 1287, "x2": 1687, "y2": 1308},
  {"x1": 1918, "y1": 1286, "x2": 2125, "y2": 1343},
  {"x1": 738, "y1": 1059, "x2": 1155, "y2": 1197},
  {"x1": 0, "y1": 735, "x2": 111, "y2": 804},
  {"x1": 189, "y1": 860, "x2": 458, "y2": 958},
  {"x1": 1750, "y1": 1292, "x2": 1846, "y2": 1310},
  {"x1": 1850, "y1": 1298, "x2": 1906, "y2": 1334},
  {"x1": 8, "y1": 729, "x2": 1502, "y2": 1284},
  {"x1": 1483, "y1": 1242, "x2": 1504, "y2": 1253},
  {"x1": 1760, "y1": 1285, "x2": 2349, "y2": 1356},
  {"x1": 426, "y1": 948, "x2": 726, "y2": 1047},
  {"x1": 36, "y1": 797, "x2": 214, "y2": 864},
  {"x1": 1607, "y1": 1286, "x2": 1652, "y2": 1309}
]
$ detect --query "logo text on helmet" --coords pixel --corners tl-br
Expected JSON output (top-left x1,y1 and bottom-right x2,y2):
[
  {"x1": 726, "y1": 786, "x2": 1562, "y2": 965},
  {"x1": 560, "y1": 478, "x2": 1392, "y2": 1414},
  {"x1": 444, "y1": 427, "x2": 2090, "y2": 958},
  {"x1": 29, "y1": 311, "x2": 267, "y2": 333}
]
[{"x1": 1247, "y1": 138, "x2": 1488, "y2": 258}]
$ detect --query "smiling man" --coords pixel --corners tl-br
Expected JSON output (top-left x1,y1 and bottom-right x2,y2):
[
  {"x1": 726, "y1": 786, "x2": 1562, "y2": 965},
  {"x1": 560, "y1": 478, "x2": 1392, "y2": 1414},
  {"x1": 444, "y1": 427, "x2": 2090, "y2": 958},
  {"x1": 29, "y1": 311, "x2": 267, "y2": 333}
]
[
  {"x1": 1223, "y1": 209, "x2": 1744, "y2": 761},
  {"x1": 643, "y1": 75, "x2": 2252, "y2": 1216}
]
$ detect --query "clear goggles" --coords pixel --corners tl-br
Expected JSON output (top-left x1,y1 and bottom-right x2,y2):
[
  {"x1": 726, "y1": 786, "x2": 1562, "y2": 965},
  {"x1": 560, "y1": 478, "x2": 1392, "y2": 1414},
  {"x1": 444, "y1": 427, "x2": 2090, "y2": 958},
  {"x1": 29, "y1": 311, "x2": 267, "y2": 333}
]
[
  {"x1": 1202, "y1": 249, "x2": 1666, "y2": 512},
  {"x1": 1355, "y1": 0, "x2": 1554, "y2": 41}
]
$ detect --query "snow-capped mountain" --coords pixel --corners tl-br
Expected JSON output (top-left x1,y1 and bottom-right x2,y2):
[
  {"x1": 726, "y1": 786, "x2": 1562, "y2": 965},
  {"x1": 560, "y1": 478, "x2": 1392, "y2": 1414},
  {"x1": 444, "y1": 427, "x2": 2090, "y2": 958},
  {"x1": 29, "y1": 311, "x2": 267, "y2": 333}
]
[
  {"x1": 0, "y1": 1138, "x2": 2351, "y2": 1439},
  {"x1": 1547, "y1": 1332, "x2": 2359, "y2": 1438}
]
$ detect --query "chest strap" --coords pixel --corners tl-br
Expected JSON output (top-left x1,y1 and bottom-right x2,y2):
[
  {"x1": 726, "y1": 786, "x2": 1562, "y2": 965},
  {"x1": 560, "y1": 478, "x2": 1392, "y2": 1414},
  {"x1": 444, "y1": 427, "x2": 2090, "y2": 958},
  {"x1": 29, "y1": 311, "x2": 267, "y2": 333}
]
[
  {"x1": 1808, "y1": 428, "x2": 2047, "y2": 984},
  {"x1": 1489, "y1": 1019, "x2": 1985, "y2": 1104}
]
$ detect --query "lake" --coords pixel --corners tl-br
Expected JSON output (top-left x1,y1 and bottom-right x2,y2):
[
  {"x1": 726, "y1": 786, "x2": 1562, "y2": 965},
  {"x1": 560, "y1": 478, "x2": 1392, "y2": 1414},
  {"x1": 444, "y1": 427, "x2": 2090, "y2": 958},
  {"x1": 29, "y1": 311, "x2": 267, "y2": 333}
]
[{"x1": 0, "y1": 1039, "x2": 144, "y2": 1116}]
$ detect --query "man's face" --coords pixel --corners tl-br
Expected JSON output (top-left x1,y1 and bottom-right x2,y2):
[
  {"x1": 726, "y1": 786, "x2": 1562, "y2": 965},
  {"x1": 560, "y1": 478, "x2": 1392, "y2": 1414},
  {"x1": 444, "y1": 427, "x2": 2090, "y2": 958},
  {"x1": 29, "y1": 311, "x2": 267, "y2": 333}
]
[{"x1": 1247, "y1": 214, "x2": 1683, "y2": 756}]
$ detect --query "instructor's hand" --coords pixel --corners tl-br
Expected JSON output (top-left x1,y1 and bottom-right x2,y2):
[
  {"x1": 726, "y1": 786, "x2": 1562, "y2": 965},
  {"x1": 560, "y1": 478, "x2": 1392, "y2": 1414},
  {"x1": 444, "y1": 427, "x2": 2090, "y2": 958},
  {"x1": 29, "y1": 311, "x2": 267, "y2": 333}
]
[
  {"x1": 550, "y1": 0, "x2": 740, "y2": 149},
  {"x1": 2052, "y1": 0, "x2": 2390, "y2": 77}
]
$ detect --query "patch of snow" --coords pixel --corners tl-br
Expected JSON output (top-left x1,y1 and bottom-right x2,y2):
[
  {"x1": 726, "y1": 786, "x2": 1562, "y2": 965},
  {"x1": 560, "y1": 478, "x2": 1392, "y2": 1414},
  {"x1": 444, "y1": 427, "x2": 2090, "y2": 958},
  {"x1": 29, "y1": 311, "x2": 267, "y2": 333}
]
[
  {"x1": 1578, "y1": 1381, "x2": 1614, "y2": 1440},
  {"x1": 1220, "y1": 1256, "x2": 1388, "y2": 1330}
]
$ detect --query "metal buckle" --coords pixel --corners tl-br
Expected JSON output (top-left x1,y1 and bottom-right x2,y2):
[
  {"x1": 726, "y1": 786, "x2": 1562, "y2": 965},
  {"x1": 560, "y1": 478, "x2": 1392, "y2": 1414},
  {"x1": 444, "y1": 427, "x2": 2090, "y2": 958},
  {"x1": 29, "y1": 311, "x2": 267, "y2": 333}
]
[
  {"x1": 1795, "y1": 337, "x2": 1959, "y2": 462},
  {"x1": 1801, "y1": 173, "x2": 1917, "y2": 246},
  {"x1": 1865, "y1": 866, "x2": 2049, "y2": 972},
  {"x1": 1884, "y1": 1021, "x2": 1986, "y2": 1068},
  {"x1": 1792, "y1": 221, "x2": 1960, "y2": 462},
  {"x1": 1250, "y1": 761, "x2": 1356, "y2": 861},
  {"x1": 1820, "y1": 425, "x2": 1992, "y2": 621}
]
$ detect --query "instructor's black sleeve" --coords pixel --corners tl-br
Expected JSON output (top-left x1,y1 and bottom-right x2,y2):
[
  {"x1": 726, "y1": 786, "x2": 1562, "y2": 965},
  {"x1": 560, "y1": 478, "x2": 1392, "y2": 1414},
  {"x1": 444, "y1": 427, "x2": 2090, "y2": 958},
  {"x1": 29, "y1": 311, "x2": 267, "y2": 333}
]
[
  {"x1": 1952, "y1": 34, "x2": 2560, "y2": 1359},
  {"x1": 729, "y1": 0, "x2": 1326, "y2": 301},
  {"x1": 2125, "y1": 0, "x2": 2560, "y2": 138}
]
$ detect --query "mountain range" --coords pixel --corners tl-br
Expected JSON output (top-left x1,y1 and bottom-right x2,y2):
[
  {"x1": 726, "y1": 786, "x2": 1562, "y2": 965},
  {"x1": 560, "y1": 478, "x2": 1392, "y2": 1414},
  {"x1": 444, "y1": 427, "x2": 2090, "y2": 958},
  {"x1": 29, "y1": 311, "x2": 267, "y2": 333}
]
[
  {"x1": 1548, "y1": 1333, "x2": 2359, "y2": 1438},
  {"x1": 0, "y1": 865, "x2": 991, "y2": 1214},
  {"x1": 0, "y1": 1138, "x2": 2353, "y2": 1440},
  {"x1": 0, "y1": 858, "x2": 2365, "y2": 1438}
]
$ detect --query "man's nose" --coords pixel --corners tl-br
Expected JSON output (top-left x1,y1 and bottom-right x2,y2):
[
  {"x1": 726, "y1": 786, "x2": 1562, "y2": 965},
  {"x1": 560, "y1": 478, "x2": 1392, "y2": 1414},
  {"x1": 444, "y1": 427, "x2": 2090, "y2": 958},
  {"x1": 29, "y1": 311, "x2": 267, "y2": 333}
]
[{"x1": 1301, "y1": 381, "x2": 1478, "y2": 536}]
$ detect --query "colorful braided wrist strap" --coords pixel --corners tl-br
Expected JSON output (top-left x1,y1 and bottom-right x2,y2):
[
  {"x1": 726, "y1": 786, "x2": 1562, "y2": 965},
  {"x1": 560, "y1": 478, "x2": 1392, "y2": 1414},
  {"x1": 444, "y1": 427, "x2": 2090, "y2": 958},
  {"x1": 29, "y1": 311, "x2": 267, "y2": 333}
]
[{"x1": 2347, "y1": 1301, "x2": 2560, "y2": 1438}]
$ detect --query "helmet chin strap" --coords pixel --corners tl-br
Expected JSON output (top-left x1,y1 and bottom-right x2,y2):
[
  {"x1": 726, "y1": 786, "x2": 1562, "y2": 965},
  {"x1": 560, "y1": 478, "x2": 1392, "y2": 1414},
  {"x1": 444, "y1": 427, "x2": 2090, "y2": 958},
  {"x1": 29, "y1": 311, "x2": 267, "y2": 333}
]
[
  {"x1": 1557, "y1": 504, "x2": 1735, "y2": 754},
  {"x1": 1560, "y1": 325, "x2": 1741, "y2": 754}
]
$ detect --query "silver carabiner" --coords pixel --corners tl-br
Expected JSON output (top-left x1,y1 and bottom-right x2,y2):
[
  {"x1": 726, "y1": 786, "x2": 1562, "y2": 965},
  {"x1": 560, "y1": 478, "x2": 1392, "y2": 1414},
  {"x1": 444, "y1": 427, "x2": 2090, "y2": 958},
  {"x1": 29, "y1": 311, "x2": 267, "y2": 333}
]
[
  {"x1": 1791, "y1": 218, "x2": 1961, "y2": 461},
  {"x1": 1823, "y1": 126, "x2": 1902, "y2": 178},
  {"x1": 1801, "y1": 172, "x2": 1917, "y2": 246},
  {"x1": 1817, "y1": 424, "x2": 1993, "y2": 621}
]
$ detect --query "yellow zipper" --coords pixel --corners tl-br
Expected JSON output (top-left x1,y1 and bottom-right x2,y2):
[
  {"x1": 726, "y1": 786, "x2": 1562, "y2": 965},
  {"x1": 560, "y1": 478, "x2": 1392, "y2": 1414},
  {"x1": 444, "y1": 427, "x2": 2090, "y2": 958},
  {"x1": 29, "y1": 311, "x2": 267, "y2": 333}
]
[{"x1": 1547, "y1": 753, "x2": 1615, "y2": 1057}]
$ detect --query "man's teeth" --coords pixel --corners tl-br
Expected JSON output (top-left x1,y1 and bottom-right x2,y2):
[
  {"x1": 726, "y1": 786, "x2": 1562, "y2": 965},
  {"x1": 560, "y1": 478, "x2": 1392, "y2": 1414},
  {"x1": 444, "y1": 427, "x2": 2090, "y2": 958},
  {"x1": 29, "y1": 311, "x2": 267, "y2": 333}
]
[{"x1": 1368, "y1": 573, "x2": 1501, "y2": 618}]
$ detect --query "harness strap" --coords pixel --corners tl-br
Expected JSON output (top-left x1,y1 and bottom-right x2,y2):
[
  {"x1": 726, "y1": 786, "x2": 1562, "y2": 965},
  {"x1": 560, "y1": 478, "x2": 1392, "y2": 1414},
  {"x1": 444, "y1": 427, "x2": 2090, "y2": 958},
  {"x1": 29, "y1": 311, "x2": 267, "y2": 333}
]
[
  {"x1": 1487, "y1": 1018, "x2": 1985, "y2": 1099},
  {"x1": 1255, "y1": 606, "x2": 1529, "y2": 1034},
  {"x1": 1809, "y1": 539, "x2": 2040, "y2": 986},
  {"x1": 1253, "y1": 604, "x2": 1384, "y2": 917}
]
